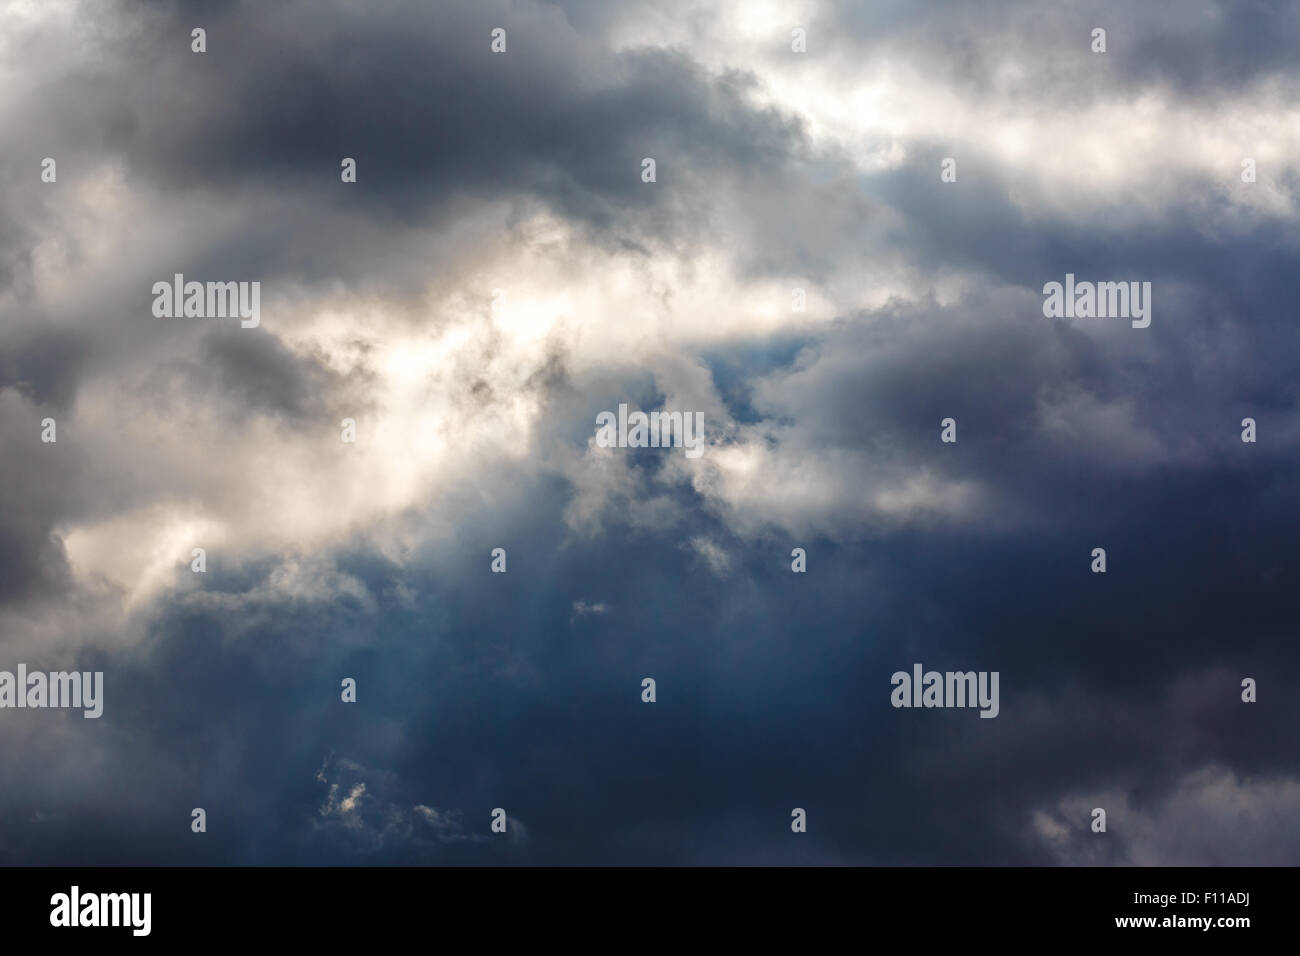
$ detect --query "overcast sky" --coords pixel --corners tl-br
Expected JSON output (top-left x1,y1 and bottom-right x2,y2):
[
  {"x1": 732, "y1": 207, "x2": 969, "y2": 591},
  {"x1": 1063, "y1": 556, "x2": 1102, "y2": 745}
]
[{"x1": 1, "y1": 0, "x2": 1298, "y2": 864}]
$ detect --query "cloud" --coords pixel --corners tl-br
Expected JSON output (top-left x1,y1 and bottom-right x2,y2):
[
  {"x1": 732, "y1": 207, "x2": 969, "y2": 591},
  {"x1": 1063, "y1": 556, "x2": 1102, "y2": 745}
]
[
  {"x1": 1030, "y1": 765, "x2": 1300, "y2": 866},
  {"x1": 570, "y1": 599, "x2": 610, "y2": 620},
  {"x1": 0, "y1": 0, "x2": 1297, "y2": 865}
]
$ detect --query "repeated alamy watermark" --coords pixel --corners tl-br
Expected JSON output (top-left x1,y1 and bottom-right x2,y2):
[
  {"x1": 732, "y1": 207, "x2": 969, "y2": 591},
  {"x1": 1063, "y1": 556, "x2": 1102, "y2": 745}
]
[
  {"x1": 152, "y1": 273, "x2": 260, "y2": 328},
  {"x1": 1043, "y1": 273, "x2": 1151, "y2": 328},
  {"x1": 595, "y1": 403, "x2": 704, "y2": 459},
  {"x1": 0, "y1": 665, "x2": 103, "y2": 718},
  {"x1": 891, "y1": 663, "x2": 999, "y2": 718}
]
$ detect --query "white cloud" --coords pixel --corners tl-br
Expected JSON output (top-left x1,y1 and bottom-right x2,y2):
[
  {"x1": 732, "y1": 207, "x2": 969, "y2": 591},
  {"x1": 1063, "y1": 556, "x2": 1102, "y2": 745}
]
[{"x1": 1030, "y1": 765, "x2": 1300, "y2": 865}]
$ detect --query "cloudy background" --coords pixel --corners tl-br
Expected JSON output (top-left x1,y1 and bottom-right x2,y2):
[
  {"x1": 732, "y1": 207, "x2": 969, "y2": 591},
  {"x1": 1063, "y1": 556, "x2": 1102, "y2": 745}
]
[{"x1": 1, "y1": 0, "x2": 1298, "y2": 864}]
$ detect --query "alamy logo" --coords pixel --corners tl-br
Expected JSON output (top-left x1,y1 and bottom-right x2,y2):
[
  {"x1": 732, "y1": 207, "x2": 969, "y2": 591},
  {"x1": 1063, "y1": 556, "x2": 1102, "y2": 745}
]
[
  {"x1": 50, "y1": 886, "x2": 151, "y2": 936},
  {"x1": 152, "y1": 273, "x2": 261, "y2": 328},
  {"x1": 0, "y1": 666, "x2": 102, "y2": 718},
  {"x1": 1042, "y1": 273, "x2": 1151, "y2": 328},
  {"x1": 890, "y1": 663, "x2": 999, "y2": 718},
  {"x1": 595, "y1": 403, "x2": 705, "y2": 459}
]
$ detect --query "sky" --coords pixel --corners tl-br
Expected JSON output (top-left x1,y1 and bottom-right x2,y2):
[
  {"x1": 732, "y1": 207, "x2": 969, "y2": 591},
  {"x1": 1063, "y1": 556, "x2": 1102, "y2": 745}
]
[{"x1": 1, "y1": 0, "x2": 1298, "y2": 865}]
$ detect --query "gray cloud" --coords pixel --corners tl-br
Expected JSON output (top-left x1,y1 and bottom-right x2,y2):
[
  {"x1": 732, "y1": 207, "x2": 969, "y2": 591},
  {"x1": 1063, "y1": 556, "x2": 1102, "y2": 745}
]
[{"x1": 0, "y1": 0, "x2": 1296, "y2": 865}]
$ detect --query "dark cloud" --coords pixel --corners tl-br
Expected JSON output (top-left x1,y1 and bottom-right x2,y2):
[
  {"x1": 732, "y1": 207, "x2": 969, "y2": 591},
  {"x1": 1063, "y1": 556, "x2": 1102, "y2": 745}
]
[
  {"x1": 815, "y1": 0, "x2": 1300, "y2": 100},
  {"x1": 0, "y1": 0, "x2": 1296, "y2": 865}
]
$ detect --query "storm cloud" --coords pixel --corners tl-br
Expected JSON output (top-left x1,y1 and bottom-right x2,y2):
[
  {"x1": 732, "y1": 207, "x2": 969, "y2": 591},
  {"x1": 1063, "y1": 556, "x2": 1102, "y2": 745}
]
[{"x1": 0, "y1": 0, "x2": 1297, "y2": 864}]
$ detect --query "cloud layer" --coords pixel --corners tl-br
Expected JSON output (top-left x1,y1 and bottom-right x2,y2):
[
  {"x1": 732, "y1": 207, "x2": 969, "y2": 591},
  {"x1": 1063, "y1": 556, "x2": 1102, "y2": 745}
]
[{"x1": 0, "y1": 0, "x2": 1297, "y2": 864}]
